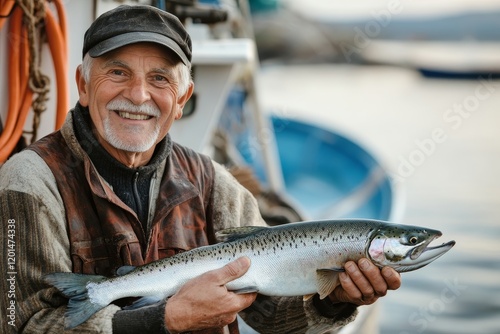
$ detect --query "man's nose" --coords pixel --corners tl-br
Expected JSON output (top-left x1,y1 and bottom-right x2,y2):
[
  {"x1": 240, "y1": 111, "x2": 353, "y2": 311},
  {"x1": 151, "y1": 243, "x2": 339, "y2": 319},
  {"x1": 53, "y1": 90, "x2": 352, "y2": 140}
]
[{"x1": 126, "y1": 76, "x2": 151, "y2": 105}]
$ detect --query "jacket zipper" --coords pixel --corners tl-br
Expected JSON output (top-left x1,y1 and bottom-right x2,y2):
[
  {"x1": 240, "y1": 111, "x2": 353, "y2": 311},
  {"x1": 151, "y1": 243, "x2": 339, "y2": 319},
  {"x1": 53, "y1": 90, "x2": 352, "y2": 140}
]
[{"x1": 132, "y1": 171, "x2": 143, "y2": 224}]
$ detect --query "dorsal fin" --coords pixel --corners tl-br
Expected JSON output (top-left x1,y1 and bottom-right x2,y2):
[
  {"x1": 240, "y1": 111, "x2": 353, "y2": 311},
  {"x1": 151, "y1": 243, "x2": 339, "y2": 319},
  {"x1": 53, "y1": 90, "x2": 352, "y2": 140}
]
[
  {"x1": 215, "y1": 226, "x2": 269, "y2": 242},
  {"x1": 116, "y1": 265, "x2": 136, "y2": 276}
]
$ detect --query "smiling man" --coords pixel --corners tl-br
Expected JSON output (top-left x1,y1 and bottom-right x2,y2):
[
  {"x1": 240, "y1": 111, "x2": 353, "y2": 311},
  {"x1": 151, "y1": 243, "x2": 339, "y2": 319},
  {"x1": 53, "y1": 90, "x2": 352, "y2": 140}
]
[
  {"x1": 78, "y1": 43, "x2": 192, "y2": 167},
  {"x1": 0, "y1": 5, "x2": 401, "y2": 334}
]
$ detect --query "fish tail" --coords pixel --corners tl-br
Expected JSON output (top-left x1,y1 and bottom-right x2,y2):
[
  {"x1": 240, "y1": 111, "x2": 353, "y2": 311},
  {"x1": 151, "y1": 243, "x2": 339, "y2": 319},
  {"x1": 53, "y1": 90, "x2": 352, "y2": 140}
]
[{"x1": 43, "y1": 272, "x2": 108, "y2": 329}]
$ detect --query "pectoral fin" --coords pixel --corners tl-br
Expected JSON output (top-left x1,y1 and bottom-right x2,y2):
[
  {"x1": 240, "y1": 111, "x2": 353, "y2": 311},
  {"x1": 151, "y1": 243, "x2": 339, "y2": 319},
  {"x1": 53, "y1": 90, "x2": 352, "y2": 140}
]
[
  {"x1": 123, "y1": 295, "x2": 164, "y2": 310},
  {"x1": 316, "y1": 269, "x2": 341, "y2": 299},
  {"x1": 303, "y1": 294, "x2": 315, "y2": 301},
  {"x1": 231, "y1": 286, "x2": 259, "y2": 294}
]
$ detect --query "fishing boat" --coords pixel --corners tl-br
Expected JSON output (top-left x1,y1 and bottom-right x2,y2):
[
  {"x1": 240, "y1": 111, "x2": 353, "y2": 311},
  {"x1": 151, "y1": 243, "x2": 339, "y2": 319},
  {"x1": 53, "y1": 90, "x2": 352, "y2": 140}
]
[
  {"x1": 361, "y1": 40, "x2": 500, "y2": 80},
  {"x1": 0, "y1": 1, "x2": 401, "y2": 332}
]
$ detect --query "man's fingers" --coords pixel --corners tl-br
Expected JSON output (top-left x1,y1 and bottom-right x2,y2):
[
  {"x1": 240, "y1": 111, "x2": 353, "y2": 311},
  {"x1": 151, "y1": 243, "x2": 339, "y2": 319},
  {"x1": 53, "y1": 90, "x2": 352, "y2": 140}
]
[
  {"x1": 359, "y1": 258, "x2": 388, "y2": 297},
  {"x1": 165, "y1": 257, "x2": 256, "y2": 332},
  {"x1": 382, "y1": 266, "x2": 401, "y2": 290},
  {"x1": 336, "y1": 271, "x2": 359, "y2": 302},
  {"x1": 214, "y1": 257, "x2": 251, "y2": 285},
  {"x1": 335, "y1": 258, "x2": 399, "y2": 305},
  {"x1": 234, "y1": 290, "x2": 258, "y2": 309},
  {"x1": 344, "y1": 260, "x2": 375, "y2": 300}
]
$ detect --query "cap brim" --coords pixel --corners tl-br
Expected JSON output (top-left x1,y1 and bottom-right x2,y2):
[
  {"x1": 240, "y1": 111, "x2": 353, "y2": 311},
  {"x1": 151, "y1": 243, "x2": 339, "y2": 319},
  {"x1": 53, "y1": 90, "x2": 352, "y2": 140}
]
[{"x1": 88, "y1": 31, "x2": 189, "y2": 65}]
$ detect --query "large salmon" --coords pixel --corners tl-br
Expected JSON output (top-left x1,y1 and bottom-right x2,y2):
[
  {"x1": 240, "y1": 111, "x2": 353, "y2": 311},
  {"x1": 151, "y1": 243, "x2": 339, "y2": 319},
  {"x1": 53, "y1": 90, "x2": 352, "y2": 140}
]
[{"x1": 44, "y1": 219, "x2": 455, "y2": 329}]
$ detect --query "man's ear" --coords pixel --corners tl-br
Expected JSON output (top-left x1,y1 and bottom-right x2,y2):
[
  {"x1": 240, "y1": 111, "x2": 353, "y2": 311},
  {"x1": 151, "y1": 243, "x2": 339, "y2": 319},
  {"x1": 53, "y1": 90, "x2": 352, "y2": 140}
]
[
  {"x1": 175, "y1": 82, "x2": 194, "y2": 120},
  {"x1": 76, "y1": 65, "x2": 89, "y2": 107}
]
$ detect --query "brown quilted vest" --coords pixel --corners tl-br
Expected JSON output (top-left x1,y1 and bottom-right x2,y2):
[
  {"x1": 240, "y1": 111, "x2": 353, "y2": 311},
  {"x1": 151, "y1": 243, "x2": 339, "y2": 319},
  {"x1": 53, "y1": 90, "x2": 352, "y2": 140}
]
[{"x1": 29, "y1": 131, "x2": 239, "y2": 334}]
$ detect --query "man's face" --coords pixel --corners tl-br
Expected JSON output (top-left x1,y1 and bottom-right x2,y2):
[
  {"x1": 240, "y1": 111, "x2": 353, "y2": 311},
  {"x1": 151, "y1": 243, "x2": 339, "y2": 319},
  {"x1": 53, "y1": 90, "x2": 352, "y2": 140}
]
[{"x1": 77, "y1": 43, "x2": 191, "y2": 162}]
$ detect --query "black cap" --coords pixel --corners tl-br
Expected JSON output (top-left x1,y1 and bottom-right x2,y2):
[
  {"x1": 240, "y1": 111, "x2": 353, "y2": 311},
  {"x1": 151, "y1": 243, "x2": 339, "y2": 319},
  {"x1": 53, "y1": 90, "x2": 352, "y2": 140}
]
[{"x1": 82, "y1": 5, "x2": 192, "y2": 65}]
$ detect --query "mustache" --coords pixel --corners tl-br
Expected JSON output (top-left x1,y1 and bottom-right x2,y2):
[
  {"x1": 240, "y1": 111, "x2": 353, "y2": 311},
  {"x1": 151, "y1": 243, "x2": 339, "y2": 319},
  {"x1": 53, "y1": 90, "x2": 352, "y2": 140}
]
[{"x1": 106, "y1": 99, "x2": 161, "y2": 117}]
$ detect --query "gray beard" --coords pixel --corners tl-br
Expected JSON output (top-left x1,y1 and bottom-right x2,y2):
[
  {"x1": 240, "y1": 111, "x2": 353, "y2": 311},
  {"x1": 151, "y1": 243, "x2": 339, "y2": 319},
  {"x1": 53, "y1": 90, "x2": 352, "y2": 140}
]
[{"x1": 102, "y1": 117, "x2": 161, "y2": 153}]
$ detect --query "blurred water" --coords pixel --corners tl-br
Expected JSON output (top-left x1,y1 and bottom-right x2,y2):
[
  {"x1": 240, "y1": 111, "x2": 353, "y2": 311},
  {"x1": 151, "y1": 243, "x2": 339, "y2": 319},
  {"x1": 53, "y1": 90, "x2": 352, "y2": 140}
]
[{"x1": 257, "y1": 63, "x2": 500, "y2": 334}]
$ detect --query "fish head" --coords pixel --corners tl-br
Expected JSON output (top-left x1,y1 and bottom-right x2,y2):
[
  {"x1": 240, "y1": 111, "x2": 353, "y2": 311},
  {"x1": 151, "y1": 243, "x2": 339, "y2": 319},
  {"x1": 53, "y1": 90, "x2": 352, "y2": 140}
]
[{"x1": 366, "y1": 224, "x2": 455, "y2": 272}]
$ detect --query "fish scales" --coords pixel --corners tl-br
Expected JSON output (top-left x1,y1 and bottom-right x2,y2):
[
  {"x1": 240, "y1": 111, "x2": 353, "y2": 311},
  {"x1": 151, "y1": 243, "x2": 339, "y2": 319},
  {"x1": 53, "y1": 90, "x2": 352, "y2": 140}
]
[
  {"x1": 92, "y1": 221, "x2": 376, "y2": 302},
  {"x1": 43, "y1": 218, "x2": 455, "y2": 329}
]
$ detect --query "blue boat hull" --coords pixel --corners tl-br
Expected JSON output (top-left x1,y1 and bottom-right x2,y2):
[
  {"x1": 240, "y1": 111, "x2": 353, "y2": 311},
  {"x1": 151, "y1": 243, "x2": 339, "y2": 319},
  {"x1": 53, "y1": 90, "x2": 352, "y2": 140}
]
[{"x1": 270, "y1": 116, "x2": 395, "y2": 221}]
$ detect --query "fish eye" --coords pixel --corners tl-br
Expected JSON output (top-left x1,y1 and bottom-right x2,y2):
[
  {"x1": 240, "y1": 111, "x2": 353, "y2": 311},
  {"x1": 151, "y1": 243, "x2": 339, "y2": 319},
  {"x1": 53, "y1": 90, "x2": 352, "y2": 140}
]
[{"x1": 409, "y1": 236, "x2": 418, "y2": 244}]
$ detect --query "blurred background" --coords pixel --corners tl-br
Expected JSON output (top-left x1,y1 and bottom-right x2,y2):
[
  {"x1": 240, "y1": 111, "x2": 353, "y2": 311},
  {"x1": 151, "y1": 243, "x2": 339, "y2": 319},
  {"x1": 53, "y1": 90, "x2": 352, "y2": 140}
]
[
  {"x1": 1, "y1": 0, "x2": 499, "y2": 333},
  {"x1": 251, "y1": 0, "x2": 500, "y2": 333}
]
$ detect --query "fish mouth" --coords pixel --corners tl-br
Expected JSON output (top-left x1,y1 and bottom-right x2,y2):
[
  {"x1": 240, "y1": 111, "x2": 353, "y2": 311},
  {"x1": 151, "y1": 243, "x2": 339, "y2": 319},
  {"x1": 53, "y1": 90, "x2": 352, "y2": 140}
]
[
  {"x1": 409, "y1": 232, "x2": 441, "y2": 260},
  {"x1": 402, "y1": 235, "x2": 456, "y2": 272}
]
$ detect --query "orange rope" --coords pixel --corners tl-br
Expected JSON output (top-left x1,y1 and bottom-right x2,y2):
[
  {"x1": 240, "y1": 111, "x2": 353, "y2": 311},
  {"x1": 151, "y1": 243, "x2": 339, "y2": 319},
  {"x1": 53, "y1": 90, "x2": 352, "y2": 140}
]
[
  {"x1": 45, "y1": 0, "x2": 68, "y2": 129},
  {"x1": 51, "y1": 0, "x2": 67, "y2": 46},
  {"x1": 0, "y1": 1, "x2": 16, "y2": 30},
  {"x1": 0, "y1": 6, "x2": 25, "y2": 152},
  {"x1": 0, "y1": 0, "x2": 68, "y2": 162}
]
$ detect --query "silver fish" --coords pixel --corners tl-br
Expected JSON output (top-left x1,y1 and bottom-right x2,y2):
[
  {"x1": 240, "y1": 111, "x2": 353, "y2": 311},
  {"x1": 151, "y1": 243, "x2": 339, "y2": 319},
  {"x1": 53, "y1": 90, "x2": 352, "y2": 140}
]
[{"x1": 43, "y1": 219, "x2": 455, "y2": 329}]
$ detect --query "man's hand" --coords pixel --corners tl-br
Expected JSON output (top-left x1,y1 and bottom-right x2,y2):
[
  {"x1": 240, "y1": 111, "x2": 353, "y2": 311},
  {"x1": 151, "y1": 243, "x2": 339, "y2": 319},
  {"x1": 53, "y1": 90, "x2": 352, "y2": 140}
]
[
  {"x1": 165, "y1": 257, "x2": 257, "y2": 333},
  {"x1": 329, "y1": 258, "x2": 401, "y2": 306}
]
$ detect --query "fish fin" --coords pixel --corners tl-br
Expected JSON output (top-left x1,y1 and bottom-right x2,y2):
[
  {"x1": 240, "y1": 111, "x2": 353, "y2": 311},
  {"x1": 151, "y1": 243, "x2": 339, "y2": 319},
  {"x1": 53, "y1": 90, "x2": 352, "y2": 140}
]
[
  {"x1": 43, "y1": 272, "x2": 108, "y2": 329},
  {"x1": 215, "y1": 226, "x2": 269, "y2": 242},
  {"x1": 232, "y1": 286, "x2": 259, "y2": 294},
  {"x1": 327, "y1": 266, "x2": 345, "y2": 272},
  {"x1": 116, "y1": 265, "x2": 136, "y2": 276},
  {"x1": 305, "y1": 323, "x2": 335, "y2": 334},
  {"x1": 315, "y1": 269, "x2": 341, "y2": 300},
  {"x1": 123, "y1": 296, "x2": 164, "y2": 310},
  {"x1": 303, "y1": 294, "x2": 315, "y2": 301}
]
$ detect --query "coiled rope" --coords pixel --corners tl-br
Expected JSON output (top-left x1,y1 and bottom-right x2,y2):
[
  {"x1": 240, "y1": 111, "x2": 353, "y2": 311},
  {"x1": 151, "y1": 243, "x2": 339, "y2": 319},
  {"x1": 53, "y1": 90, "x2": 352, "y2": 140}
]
[{"x1": 0, "y1": 0, "x2": 68, "y2": 163}]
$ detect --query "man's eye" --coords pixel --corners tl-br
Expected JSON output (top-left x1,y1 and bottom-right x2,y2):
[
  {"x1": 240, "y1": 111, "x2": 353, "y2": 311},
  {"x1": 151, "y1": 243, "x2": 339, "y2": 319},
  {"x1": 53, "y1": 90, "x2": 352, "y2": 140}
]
[
  {"x1": 153, "y1": 75, "x2": 168, "y2": 82},
  {"x1": 110, "y1": 69, "x2": 125, "y2": 76}
]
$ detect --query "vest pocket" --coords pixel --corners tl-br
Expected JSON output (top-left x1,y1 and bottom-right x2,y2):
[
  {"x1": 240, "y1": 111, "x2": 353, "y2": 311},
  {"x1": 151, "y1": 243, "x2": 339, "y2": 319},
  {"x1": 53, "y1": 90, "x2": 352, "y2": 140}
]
[
  {"x1": 71, "y1": 236, "x2": 143, "y2": 276},
  {"x1": 71, "y1": 243, "x2": 112, "y2": 275}
]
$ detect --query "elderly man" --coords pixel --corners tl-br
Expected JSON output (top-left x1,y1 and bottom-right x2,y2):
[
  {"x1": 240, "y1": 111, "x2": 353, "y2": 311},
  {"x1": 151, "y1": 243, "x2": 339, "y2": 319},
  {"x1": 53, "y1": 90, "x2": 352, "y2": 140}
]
[{"x1": 0, "y1": 5, "x2": 400, "y2": 334}]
